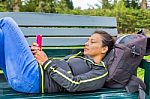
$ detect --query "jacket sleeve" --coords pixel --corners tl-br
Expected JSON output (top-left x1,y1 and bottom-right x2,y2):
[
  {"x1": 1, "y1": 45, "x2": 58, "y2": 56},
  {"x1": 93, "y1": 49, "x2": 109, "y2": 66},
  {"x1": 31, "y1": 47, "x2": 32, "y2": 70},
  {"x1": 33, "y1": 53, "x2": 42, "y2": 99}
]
[{"x1": 49, "y1": 63, "x2": 108, "y2": 92}]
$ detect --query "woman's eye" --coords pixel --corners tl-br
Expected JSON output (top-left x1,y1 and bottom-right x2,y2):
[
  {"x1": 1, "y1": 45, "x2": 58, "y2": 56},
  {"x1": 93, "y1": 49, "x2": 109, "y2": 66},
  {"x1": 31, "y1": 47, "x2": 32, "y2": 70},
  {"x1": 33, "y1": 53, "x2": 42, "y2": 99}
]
[{"x1": 91, "y1": 41, "x2": 96, "y2": 43}]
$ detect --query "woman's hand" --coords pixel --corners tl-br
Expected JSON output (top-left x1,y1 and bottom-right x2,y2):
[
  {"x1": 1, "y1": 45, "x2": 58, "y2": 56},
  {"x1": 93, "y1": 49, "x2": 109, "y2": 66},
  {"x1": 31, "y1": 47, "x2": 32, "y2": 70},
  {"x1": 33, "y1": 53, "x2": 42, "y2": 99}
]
[
  {"x1": 34, "y1": 50, "x2": 48, "y2": 65},
  {"x1": 31, "y1": 43, "x2": 48, "y2": 65}
]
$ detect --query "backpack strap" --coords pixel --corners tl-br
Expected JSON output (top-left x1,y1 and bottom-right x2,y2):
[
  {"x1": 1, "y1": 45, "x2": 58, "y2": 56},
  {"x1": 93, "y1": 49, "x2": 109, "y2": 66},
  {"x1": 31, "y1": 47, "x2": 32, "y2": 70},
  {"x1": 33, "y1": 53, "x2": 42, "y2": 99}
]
[
  {"x1": 115, "y1": 35, "x2": 127, "y2": 44},
  {"x1": 138, "y1": 84, "x2": 146, "y2": 99},
  {"x1": 125, "y1": 75, "x2": 146, "y2": 99}
]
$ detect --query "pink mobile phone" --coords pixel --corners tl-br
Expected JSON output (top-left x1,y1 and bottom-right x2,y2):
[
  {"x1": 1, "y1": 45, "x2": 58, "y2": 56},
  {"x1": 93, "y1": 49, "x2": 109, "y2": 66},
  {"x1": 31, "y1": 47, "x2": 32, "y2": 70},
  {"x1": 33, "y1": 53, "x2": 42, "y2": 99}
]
[{"x1": 36, "y1": 34, "x2": 42, "y2": 50}]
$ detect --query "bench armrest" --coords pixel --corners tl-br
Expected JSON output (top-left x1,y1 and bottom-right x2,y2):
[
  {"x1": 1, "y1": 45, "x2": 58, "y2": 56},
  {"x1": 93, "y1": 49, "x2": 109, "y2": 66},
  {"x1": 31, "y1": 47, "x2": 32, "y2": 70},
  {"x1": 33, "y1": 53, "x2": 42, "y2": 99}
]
[{"x1": 140, "y1": 59, "x2": 150, "y2": 95}]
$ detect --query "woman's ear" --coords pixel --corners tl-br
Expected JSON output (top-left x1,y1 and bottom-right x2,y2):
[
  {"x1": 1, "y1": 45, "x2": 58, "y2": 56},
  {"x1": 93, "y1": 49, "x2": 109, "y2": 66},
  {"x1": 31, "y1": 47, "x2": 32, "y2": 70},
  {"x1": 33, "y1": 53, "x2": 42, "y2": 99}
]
[{"x1": 101, "y1": 46, "x2": 108, "y2": 54}]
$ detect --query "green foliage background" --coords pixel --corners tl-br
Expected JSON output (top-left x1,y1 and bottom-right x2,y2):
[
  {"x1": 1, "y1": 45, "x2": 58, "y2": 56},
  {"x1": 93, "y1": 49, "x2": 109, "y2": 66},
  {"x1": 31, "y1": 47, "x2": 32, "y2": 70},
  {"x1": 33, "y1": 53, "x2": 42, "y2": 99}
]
[{"x1": 0, "y1": 0, "x2": 150, "y2": 34}]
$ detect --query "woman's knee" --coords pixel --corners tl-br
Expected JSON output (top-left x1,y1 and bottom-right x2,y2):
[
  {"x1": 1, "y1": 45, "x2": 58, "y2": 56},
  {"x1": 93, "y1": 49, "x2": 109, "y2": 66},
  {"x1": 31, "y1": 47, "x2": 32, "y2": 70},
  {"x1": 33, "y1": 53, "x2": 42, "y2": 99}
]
[
  {"x1": 0, "y1": 17, "x2": 17, "y2": 28},
  {"x1": 9, "y1": 77, "x2": 32, "y2": 93}
]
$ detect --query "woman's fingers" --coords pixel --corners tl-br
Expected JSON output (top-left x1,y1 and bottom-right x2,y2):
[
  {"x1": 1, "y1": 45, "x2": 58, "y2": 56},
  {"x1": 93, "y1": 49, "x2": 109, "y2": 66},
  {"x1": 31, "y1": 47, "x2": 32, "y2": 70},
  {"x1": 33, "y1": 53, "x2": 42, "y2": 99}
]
[
  {"x1": 32, "y1": 42, "x2": 39, "y2": 47},
  {"x1": 31, "y1": 50, "x2": 37, "y2": 54},
  {"x1": 31, "y1": 46, "x2": 40, "y2": 51},
  {"x1": 31, "y1": 42, "x2": 40, "y2": 54}
]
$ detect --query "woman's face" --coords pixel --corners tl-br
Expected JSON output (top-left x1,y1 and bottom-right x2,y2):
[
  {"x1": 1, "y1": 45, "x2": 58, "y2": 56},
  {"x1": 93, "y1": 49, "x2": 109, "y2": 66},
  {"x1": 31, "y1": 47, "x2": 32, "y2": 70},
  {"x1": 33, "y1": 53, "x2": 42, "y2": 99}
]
[{"x1": 84, "y1": 33, "x2": 108, "y2": 57}]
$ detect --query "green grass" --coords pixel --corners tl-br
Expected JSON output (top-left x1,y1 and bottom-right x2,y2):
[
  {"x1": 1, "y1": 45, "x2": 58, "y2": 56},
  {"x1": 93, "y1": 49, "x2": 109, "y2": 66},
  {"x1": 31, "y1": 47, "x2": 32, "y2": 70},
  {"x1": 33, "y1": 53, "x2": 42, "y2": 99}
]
[
  {"x1": 144, "y1": 55, "x2": 150, "y2": 59},
  {"x1": 137, "y1": 68, "x2": 144, "y2": 80},
  {"x1": 0, "y1": 70, "x2": 3, "y2": 74},
  {"x1": 137, "y1": 55, "x2": 150, "y2": 80}
]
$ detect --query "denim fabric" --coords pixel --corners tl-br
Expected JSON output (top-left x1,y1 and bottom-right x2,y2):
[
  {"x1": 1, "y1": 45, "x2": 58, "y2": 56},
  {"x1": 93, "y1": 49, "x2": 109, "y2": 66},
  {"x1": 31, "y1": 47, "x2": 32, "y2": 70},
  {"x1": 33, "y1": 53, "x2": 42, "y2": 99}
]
[{"x1": 0, "y1": 17, "x2": 40, "y2": 93}]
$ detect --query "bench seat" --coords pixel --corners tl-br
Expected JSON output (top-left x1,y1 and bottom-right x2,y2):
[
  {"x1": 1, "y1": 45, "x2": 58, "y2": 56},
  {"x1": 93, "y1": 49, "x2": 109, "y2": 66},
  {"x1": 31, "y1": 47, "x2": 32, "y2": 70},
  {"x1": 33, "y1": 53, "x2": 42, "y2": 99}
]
[{"x1": 0, "y1": 76, "x2": 138, "y2": 99}]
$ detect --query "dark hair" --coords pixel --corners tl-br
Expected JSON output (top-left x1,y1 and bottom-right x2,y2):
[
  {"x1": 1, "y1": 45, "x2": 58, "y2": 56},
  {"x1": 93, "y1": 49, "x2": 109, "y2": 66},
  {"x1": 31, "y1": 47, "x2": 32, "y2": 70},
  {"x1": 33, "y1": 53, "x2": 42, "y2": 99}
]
[{"x1": 92, "y1": 30, "x2": 115, "y2": 53}]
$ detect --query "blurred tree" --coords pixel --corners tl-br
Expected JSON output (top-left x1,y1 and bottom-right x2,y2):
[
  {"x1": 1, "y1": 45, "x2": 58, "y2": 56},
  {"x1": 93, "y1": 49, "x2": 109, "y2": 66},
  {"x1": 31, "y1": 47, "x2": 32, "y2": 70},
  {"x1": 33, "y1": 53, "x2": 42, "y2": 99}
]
[
  {"x1": 35, "y1": 0, "x2": 46, "y2": 12},
  {"x1": 56, "y1": 0, "x2": 74, "y2": 13},
  {"x1": 6, "y1": 0, "x2": 13, "y2": 11},
  {"x1": 66, "y1": 0, "x2": 73, "y2": 9},
  {"x1": 13, "y1": 0, "x2": 21, "y2": 12},
  {"x1": 48, "y1": 0, "x2": 57, "y2": 12},
  {"x1": 36, "y1": 0, "x2": 57, "y2": 13},
  {"x1": 0, "y1": 0, "x2": 21, "y2": 12},
  {"x1": 102, "y1": 0, "x2": 111, "y2": 9},
  {"x1": 141, "y1": 0, "x2": 147, "y2": 9},
  {"x1": 20, "y1": 0, "x2": 38, "y2": 12},
  {"x1": 124, "y1": 0, "x2": 130, "y2": 7},
  {"x1": 21, "y1": 0, "x2": 57, "y2": 13},
  {"x1": 130, "y1": 0, "x2": 139, "y2": 8},
  {"x1": 0, "y1": 0, "x2": 7, "y2": 11},
  {"x1": 20, "y1": 0, "x2": 74, "y2": 13},
  {"x1": 124, "y1": 0, "x2": 139, "y2": 9}
]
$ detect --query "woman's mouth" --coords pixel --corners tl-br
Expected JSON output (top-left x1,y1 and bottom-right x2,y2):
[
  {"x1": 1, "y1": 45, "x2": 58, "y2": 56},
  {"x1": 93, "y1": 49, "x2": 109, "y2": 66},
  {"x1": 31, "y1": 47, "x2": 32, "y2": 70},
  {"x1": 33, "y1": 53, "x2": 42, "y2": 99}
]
[{"x1": 84, "y1": 48, "x2": 89, "y2": 52}]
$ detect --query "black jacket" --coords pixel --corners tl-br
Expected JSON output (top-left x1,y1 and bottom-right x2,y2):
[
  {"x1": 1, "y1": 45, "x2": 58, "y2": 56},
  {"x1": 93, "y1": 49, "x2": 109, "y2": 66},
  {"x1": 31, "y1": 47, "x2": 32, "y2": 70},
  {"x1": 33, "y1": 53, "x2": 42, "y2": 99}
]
[{"x1": 42, "y1": 52, "x2": 108, "y2": 93}]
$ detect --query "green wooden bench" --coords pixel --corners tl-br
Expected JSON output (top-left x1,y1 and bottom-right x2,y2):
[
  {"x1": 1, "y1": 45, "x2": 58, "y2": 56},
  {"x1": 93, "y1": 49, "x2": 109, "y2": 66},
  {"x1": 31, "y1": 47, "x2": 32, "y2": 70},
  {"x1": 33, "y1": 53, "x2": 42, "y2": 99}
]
[{"x1": 0, "y1": 12, "x2": 149, "y2": 99}]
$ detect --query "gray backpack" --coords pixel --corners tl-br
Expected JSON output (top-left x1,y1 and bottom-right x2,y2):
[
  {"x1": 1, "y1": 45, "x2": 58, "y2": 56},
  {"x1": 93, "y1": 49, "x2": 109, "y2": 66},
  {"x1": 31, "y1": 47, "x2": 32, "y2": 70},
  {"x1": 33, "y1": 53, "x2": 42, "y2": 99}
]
[{"x1": 104, "y1": 33, "x2": 150, "y2": 99}]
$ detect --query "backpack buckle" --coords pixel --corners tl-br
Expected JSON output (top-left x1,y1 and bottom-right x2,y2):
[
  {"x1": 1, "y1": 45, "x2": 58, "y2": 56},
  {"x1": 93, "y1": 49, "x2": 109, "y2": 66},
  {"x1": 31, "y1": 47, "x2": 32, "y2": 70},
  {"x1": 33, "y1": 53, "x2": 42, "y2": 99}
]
[{"x1": 131, "y1": 46, "x2": 140, "y2": 56}]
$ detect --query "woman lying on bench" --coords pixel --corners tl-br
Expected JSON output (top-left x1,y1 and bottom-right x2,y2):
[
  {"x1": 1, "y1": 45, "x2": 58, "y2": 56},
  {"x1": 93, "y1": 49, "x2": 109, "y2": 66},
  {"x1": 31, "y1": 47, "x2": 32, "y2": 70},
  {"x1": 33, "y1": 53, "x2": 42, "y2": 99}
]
[{"x1": 0, "y1": 17, "x2": 114, "y2": 93}]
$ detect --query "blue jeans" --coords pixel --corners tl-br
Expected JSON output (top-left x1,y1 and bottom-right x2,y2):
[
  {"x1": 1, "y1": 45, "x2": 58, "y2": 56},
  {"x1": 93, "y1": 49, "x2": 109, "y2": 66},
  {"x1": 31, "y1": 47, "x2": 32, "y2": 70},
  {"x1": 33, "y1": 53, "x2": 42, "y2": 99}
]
[{"x1": 0, "y1": 17, "x2": 40, "y2": 93}]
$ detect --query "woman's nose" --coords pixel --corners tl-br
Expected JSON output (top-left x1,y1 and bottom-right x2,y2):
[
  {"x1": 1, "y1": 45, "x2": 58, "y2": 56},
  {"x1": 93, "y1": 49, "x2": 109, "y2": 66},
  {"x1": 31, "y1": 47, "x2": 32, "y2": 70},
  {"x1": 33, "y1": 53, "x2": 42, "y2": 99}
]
[{"x1": 85, "y1": 41, "x2": 89, "y2": 46}]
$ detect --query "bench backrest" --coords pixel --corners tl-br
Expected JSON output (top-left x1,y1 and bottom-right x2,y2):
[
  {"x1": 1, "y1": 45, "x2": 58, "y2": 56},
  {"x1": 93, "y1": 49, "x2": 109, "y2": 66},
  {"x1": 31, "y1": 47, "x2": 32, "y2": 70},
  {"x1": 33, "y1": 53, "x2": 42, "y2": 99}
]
[{"x1": 0, "y1": 12, "x2": 118, "y2": 57}]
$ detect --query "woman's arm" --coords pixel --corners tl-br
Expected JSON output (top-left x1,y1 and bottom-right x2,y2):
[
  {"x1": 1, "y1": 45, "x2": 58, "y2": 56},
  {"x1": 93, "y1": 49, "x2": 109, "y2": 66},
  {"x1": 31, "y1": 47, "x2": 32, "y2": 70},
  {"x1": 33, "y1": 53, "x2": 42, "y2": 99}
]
[{"x1": 49, "y1": 64, "x2": 108, "y2": 92}]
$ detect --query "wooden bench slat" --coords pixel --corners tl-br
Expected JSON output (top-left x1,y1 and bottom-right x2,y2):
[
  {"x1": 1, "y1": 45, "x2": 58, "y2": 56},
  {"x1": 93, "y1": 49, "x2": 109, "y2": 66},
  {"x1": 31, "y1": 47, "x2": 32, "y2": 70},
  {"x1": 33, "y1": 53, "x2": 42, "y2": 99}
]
[
  {"x1": 43, "y1": 49, "x2": 82, "y2": 57},
  {"x1": 21, "y1": 27, "x2": 118, "y2": 37},
  {"x1": 0, "y1": 12, "x2": 117, "y2": 27},
  {"x1": 26, "y1": 37, "x2": 87, "y2": 46}
]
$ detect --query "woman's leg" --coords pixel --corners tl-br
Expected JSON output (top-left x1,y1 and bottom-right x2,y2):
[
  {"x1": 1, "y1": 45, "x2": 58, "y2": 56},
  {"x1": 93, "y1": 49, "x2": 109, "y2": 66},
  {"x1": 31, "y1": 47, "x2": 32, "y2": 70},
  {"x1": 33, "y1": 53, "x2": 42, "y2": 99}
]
[
  {"x1": 0, "y1": 28, "x2": 7, "y2": 80},
  {"x1": 0, "y1": 17, "x2": 40, "y2": 93}
]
